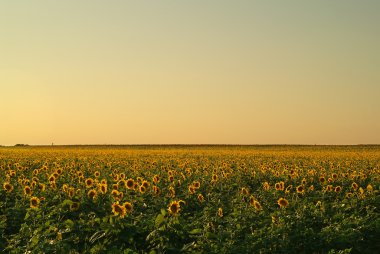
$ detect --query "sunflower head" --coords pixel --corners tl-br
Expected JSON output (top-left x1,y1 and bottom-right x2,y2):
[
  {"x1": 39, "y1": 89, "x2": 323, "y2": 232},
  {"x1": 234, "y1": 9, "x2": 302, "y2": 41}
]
[
  {"x1": 112, "y1": 202, "x2": 127, "y2": 218},
  {"x1": 125, "y1": 179, "x2": 134, "y2": 189},
  {"x1": 99, "y1": 184, "x2": 107, "y2": 194},
  {"x1": 168, "y1": 201, "x2": 181, "y2": 216},
  {"x1": 241, "y1": 187, "x2": 249, "y2": 196},
  {"x1": 85, "y1": 178, "x2": 94, "y2": 188},
  {"x1": 188, "y1": 185, "x2": 196, "y2": 195},
  {"x1": 88, "y1": 189, "x2": 98, "y2": 200},
  {"x1": 142, "y1": 180, "x2": 150, "y2": 189},
  {"x1": 3, "y1": 182, "x2": 13, "y2": 193},
  {"x1": 193, "y1": 181, "x2": 200, "y2": 189},
  {"x1": 139, "y1": 185, "x2": 146, "y2": 194},
  {"x1": 123, "y1": 202, "x2": 133, "y2": 213},
  {"x1": 296, "y1": 185, "x2": 304, "y2": 194},
  {"x1": 153, "y1": 185, "x2": 161, "y2": 195},
  {"x1": 218, "y1": 207, "x2": 223, "y2": 218},
  {"x1": 24, "y1": 186, "x2": 32, "y2": 196},
  {"x1": 153, "y1": 175, "x2": 160, "y2": 184},
  {"x1": 30, "y1": 196, "x2": 40, "y2": 209},
  {"x1": 263, "y1": 182, "x2": 270, "y2": 191},
  {"x1": 70, "y1": 202, "x2": 80, "y2": 211},
  {"x1": 253, "y1": 200, "x2": 262, "y2": 211},
  {"x1": 277, "y1": 198, "x2": 289, "y2": 208}
]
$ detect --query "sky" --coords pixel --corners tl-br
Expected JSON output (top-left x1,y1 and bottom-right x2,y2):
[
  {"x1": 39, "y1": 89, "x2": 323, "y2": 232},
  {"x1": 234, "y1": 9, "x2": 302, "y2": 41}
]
[{"x1": 1, "y1": 1, "x2": 380, "y2": 145}]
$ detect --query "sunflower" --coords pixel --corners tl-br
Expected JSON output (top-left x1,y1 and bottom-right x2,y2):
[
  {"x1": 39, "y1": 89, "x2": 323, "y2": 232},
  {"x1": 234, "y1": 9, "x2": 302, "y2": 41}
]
[
  {"x1": 70, "y1": 202, "x2": 80, "y2": 211},
  {"x1": 94, "y1": 171, "x2": 100, "y2": 178},
  {"x1": 241, "y1": 187, "x2": 249, "y2": 196},
  {"x1": 111, "y1": 189, "x2": 119, "y2": 198},
  {"x1": 125, "y1": 179, "x2": 134, "y2": 190},
  {"x1": 88, "y1": 189, "x2": 98, "y2": 200},
  {"x1": 3, "y1": 182, "x2": 13, "y2": 193},
  {"x1": 249, "y1": 195, "x2": 256, "y2": 206},
  {"x1": 346, "y1": 192, "x2": 353, "y2": 198},
  {"x1": 112, "y1": 202, "x2": 127, "y2": 218},
  {"x1": 352, "y1": 182, "x2": 359, "y2": 190},
  {"x1": 253, "y1": 200, "x2": 262, "y2": 211},
  {"x1": 50, "y1": 181, "x2": 56, "y2": 189},
  {"x1": 153, "y1": 185, "x2": 161, "y2": 195},
  {"x1": 218, "y1": 207, "x2": 223, "y2": 218},
  {"x1": 263, "y1": 182, "x2": 270, "y2": 191},
  {"x1": 169, "y1": 186, "x2": 175, "y2": 197},
  {"x1": 277, "y1": 198, "x2": 289, "y2": 208},
  {"x1": 197, "y1": 193, "x2": 205, "y2": 203},
  {"x1": 301, "y1": 178, "x2": 307, "y2": 185},
  {"x1": 366, "y1": 184, "x2": 373, "y2": 192},
  {"x1": 142, "y1": 180, "x2": 150, "y2": 189},
  {"x1": 168, "y1": 201, "x2": 181, "y2": 216},
  {"x1": 193, "y1": 181, "x2": 200, "y2": 189},
  {"x1": 24, "y1": 186, "x2": 32, "y2": 196},
  {"x1": 319, "y1": 176, "x2": 326, "y2": 183},
  {"x1": 99, "y1": 184, "x2": 107, "y2": 194},
  {"x1": 188, "y1": 185, "x2": 196, "y2": 195},
  {"x1": 123, "y1": 202, "x2": 133, "y2": 213},
  {"x1": 85, "y1": 178, "x2": 94, "y2": 188},
  {"x1": 112, "y1": 183, "x2": 119, "y2": 190},
  {"x1": 153, "y1": 175, "x2": 160, "y2": 184},
  {"x1": 30, "y1": 196, "x2": 40, "y2": 209},
  {"x1": 285, "y1": 185, "x2": 293, "y2": 194},
  {"x1": 77, "y1": 171, "x2": 83, "y2": 178},
  {"x1": 332, "y1": 173, "x2": 338, "y2": 180},
  {"x1": 49, "y1": 175, "x2": 56, "y2": 183},
  {"x1": 334, "y1": 186, "x2": 342, "y2": 193},
  {"x1": 211, "y1": 174, "x2": 218, "y2": 183},
  {"x1": 68, "y1": 188, "x2": 75, "y2": 198},
  {"x1": 139, "y1": 185, "x2": 146, "y2": 194},
  {"x1": 168, "y1": 175, "x2": 174, "y2": 182},
  {"x1": 296, "y1": 185, "x2": 304, "y2": 194},
  {"x1": 275, "y1": 183, "x2": 281, "y2": 191},
  {"x1": 326, "y1": 185, "x2": 333, "y2": 192}
]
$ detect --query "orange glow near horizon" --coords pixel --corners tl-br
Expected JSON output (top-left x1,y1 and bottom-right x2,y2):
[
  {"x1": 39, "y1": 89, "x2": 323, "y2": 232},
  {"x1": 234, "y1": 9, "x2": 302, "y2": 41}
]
[{"x1": 1, "y1": 1, "x2": 380, "y2": 145}]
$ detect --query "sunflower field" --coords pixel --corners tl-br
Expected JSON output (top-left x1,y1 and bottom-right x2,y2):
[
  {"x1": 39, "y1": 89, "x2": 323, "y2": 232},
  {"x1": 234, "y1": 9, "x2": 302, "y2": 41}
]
[{"x1": 0, "y1": 145, "x2": 379, "y2": 253}]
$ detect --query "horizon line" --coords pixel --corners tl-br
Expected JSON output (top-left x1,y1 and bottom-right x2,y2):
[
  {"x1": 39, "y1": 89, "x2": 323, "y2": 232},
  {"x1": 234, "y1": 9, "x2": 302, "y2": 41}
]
[{"x1": 2, "y1": 143, "x2": 380, "y2": 147}]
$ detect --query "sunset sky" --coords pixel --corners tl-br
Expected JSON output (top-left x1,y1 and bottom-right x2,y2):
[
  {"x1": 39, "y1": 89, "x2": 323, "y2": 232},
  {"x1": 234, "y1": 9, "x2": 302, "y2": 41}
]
[{"x1": 1, "y1": 1, "x2": 380, "y2": 145}]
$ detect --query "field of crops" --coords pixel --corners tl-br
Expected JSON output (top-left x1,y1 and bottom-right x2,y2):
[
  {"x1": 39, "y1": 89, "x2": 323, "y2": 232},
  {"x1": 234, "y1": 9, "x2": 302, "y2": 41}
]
[{"x1": 0, "y1": 145, "x2": 379, "y2": 253}]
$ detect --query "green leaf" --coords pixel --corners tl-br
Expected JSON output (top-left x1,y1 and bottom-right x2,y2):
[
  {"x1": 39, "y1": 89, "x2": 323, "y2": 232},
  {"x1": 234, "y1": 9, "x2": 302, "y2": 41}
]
[
  {"x1": 61, "y1": 199, "x2": 73, "y2": 207},
  {"x1": 155, "y1": 214, "x2": 165, "y2": 228},
  {"x1": 206, "y1": 232, "x2": 217, "y2": 239},
  {"x1": 30, "y1": 235, "x2": 39, "y2": 248},
  {"x1": 64, "y1": 219, "x2": 74, "y2": 229},
  {"x1": 189, "y1": 228, "x2": 202, "y2": 235}
]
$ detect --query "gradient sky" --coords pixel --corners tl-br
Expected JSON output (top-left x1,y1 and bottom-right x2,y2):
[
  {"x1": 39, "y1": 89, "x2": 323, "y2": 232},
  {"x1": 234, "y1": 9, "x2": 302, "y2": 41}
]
[{"x1": 1, "y1": 1, "x2": 380, "y2": 145}]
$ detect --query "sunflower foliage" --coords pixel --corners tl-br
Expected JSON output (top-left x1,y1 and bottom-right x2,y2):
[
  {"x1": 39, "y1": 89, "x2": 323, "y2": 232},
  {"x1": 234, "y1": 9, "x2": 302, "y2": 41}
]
[{"x1": 0, "y1": 145, "x2": 379, "y2": 253}]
